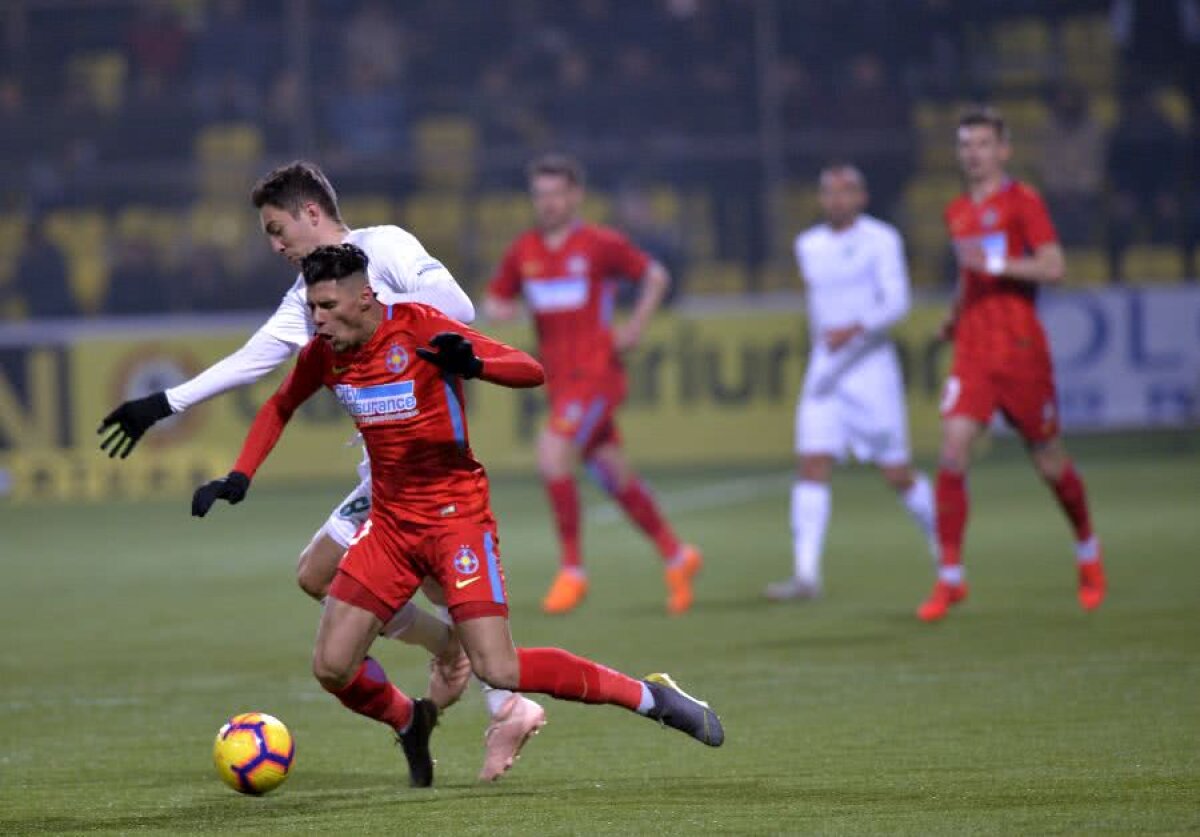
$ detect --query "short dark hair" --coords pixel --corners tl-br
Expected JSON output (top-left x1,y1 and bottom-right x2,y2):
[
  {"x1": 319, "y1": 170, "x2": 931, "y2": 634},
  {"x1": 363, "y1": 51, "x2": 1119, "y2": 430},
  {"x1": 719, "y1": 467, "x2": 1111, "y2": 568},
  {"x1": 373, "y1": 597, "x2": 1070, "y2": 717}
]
[
  {"x1": 301, "y1": 243, "x2": 368, "y2": 286},
  {"x1": 251, "y1": 160, "x2": 343, "y2": 221},
  {"x1": 958, "y1": 106, "x2": 1009, "y2": 141},
  {"x1": 527, "y1": 152, "x2": 586, "y2": 187}
]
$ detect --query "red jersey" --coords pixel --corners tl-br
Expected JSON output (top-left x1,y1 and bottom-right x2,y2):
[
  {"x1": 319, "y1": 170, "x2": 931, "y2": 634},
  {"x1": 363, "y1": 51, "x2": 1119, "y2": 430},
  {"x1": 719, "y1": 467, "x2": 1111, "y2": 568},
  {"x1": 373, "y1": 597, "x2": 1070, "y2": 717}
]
[
  {"x1": 944, "y1": 180, "x2": 1058, "y2": 368},
  {"x1": 233, "y1": 302, "x2": 543, "y2": 523},
  {"x1": 488, "y1": 223, "x2": 651, "y2": 393}
]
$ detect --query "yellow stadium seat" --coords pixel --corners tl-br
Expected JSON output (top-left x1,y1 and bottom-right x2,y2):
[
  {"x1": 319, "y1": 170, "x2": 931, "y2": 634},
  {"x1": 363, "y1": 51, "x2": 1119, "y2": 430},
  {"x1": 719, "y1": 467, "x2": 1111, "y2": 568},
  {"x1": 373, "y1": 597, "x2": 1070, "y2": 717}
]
[
  {"x1": 474, "y1": 191, "x2": 529, "y2": 268},
  {"x1": 646, "y1": 186, "x2": 683, "y2": 227},
  {"x1": 1091, "y1": 91, "x2": 1118, "y2": 130},
  {"x1": 339, "y1": 196, "x2": 397, "y2": 229},
  {"x1": 114, "y1": 207, "x2": 183, "y2": 267},
  {"x1": 414, "y1": 116, "x2": 479, "y2": 191},
  {"x1": 1064, "y1": 247, "x2": 1109, "y2": 286},
  {"x1": 1154, "y1": 87, "x2": 1192, "y2": 130},
  {"x1": 1121, "y1": 246, "x2": 1186, "y2": 284},
  {"x1": 688, "y1": 260, "x2": 749, "y2": 296},
  {"x1": 195, "y1": 123, "x2": 264, "y2": 164},
  {"x1": 991, "y1": 17, "x2": 1053, "y2": 87},
  {"x1": 680, "y1": 190, "x2": 717, "y2": 262},
  {"x1": 43, "y1": 210, "x2": 110, "y2": 313},
  {"x1": 1062, "y1": 15, "x2": 1115, "y2": 90},
  {"x1": 68, "y1": 51, "x2": 127, "y2": 113},
  {"x1": 580, "y1": 193, "x2": 612, "y2": 224},
  {"x1": 0, "y1": 213, "x2": 27, "y2": 285},
  {"x1": 402, "y1": 193, "x2": 467, "y2": 278}
]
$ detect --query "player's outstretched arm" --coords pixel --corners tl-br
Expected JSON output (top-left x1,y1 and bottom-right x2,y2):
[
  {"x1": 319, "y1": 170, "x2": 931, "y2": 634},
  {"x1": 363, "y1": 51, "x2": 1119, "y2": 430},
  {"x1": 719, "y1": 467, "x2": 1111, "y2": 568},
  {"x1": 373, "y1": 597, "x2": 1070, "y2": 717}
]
[
  {"x1": 191, "y1": 343, "x2": 324, "y2": 518},
  {"x1": 97, "y1": 328, "x2": 297, "y2": 458},
  {"x1": 417, "y1": 330, "x2": 544, "y2": 389}
]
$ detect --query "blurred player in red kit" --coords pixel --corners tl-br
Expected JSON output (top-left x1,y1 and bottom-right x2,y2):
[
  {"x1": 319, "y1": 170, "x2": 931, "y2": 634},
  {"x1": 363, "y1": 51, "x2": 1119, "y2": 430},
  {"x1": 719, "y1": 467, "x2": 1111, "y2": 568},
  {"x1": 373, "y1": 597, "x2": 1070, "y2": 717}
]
[
  {"x1": 485, "y1": 154, "x2": 701, "y2": 616},
  {"x1": 193, "y1": 244, "x2": 723, "y2": 787},
  {"x1": 919, "y1": 107, "x2": 1106, "y2": 622}
]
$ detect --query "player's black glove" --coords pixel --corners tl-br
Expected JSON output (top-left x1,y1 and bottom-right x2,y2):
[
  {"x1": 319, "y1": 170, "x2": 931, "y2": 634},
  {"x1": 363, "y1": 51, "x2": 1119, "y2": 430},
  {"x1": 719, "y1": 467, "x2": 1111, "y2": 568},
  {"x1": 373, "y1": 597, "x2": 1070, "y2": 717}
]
[
  {"x1": 416, "y1": 332, "x2": 483, "y2": 379},
  {"x1": 97, "y1": 391, "x2": 173, "y2": 459},
  {"x1": 191, "y1": 471, "x2": 251, "y2": 518}
]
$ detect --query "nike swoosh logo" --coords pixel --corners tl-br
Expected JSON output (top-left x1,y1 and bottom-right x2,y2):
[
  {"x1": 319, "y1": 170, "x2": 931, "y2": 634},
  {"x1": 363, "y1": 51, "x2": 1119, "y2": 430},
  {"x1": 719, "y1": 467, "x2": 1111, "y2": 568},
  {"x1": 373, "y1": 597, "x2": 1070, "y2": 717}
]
[
  {"x1": 332, "y1": 365, "x2": 351, "y2": 374},
  {"x1": 455, "y1": 576, "x2": 482, "y2": 590}
]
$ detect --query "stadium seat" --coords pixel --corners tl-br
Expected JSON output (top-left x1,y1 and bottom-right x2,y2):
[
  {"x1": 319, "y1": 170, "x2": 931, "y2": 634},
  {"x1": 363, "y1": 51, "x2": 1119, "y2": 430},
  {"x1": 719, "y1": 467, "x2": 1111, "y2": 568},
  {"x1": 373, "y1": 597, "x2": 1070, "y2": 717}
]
[
  {"x1": 413, "y1": 116, "x2": 479, "y2": 191},
  {"x1": 67, "y1": 50, "x2": 127, "y2": 113},
  {"x1": 0, "y1": 213, "x2": 26, "y2": 286},
  {"x1": 43, "y1": 210, "x2": 110, "y2": 313},
  {"x1": 339, "y1": 196, "x2": 397, "y2": 229},
  {"x1": 115, "y1": 207, "x2": 183, "y2": 268},
  {"x1": 195, "y1": 124, "x2": 265, "y2": 200},
  {"x1": 688, "y1": 260, "x2": 749, "y2": 296},
  {"x1": 1064, "y1": 247, "x2": 1110, "y2": 286},
  {"x1": 1120, "y1": 245, "x2": 1186, "y2": 284},
  {"x1": 1062, "y1": 15, "x2": 1115, "y2": 90},
  {"x1": 402, "y1": 193, "x2": 466, "y2": 277},
  {"x1": 474, "y1": 191, "x2": 529, "y2": 268},
  {"x1": 990, "y1": 17, "x2": 1053, "y2": 88},
  {"x1": 1154, "y1": 87, "x2": 1192, "y2": 131}
]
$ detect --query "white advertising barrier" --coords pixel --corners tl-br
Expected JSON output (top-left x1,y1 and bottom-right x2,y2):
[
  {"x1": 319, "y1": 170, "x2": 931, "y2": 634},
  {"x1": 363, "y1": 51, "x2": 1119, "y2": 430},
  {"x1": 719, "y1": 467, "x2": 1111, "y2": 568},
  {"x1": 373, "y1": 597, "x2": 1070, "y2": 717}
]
[{"x1": 1042, "y1": 285, "x2": 1200, "y2": 430}]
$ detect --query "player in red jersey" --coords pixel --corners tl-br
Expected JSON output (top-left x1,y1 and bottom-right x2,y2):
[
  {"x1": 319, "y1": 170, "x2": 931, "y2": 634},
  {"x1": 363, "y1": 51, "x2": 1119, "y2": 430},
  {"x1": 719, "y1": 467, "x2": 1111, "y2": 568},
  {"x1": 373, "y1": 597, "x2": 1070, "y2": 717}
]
[
  {"x1": 485, "y1": 154, "x2": 702, "y2": 615},
  {"x1": 918, "y1": 107, "x2": 1105, "y2": 622},
  {"x1": 192, "y1": 244, "x2": 724, "y2": 787}
]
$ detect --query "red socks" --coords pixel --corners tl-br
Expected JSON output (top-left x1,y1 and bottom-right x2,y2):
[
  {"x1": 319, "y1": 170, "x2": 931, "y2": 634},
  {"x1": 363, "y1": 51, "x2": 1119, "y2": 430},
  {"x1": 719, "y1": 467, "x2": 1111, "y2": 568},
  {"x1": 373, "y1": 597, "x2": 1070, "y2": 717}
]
[
  {"x1": 545, "y1": 477, "x2": 582, "y2": 569},
  {"x1": 516, "y1": 647, "x2": 643, "y2": 711},
  {"x1": 1049, "y1": 462, "x2": 1094, "y2": 541},
  {"x1": 614, "y1": 479, "x2": 681, "y2": 561},
  {"x1": 325, "y1": 657, "x2": 414, "y2": 732},
  {"x1": 935, "y1": 469, "x2": 968, "y2": 571}
]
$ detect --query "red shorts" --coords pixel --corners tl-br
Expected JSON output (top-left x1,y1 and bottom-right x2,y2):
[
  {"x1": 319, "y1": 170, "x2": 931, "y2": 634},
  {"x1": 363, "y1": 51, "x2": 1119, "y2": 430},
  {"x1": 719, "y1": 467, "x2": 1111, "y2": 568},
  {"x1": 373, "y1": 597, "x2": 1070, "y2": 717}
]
[
  {"x1": 328, "y1": 509, "x2": 509, "y2": 624},
  {"x1": 547, "y1": 388, "x2": 623, "y2": 456},
  {"x1": 940, "y1": 359, "x2": 1060, "y2": 444}
]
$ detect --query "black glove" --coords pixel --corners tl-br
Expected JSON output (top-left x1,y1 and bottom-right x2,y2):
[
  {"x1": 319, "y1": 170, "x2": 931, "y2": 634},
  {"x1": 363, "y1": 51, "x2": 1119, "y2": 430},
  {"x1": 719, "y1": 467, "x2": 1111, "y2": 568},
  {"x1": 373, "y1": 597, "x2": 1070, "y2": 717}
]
[
  {"x1": 192, "y1": 471, "x2": 251, "y2": 518},
  {"x1": 416, "y1": 332, "x2": 483, "y2": 379},
  {"x1": 97, "y1": 391, "x2": 173, "y2": 459}
]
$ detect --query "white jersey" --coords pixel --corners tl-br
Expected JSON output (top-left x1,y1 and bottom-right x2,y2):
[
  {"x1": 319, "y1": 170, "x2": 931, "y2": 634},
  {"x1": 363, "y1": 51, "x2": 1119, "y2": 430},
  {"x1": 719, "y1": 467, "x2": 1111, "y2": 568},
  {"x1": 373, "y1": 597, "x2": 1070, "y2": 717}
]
[
  {"x1": 796, "y1": 214, "x2": 909, "y2": 342},
  {"x1": 166, "y1": 225, "x2": 475, "y2": 412},
  {"x1": 793, "y1": 215, "x2": 913, "y2": 465}
]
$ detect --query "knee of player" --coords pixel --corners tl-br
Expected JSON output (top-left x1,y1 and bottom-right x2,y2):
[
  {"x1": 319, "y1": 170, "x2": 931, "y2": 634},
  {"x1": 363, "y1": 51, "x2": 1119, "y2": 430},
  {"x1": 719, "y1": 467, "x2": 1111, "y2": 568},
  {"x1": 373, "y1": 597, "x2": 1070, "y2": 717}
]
[
  {"x1": 296, "y1": 550, "x2": 330, "y2": 600},
  {"x1": 312, "y1": 650, "x2": 356, "y2": 691}
]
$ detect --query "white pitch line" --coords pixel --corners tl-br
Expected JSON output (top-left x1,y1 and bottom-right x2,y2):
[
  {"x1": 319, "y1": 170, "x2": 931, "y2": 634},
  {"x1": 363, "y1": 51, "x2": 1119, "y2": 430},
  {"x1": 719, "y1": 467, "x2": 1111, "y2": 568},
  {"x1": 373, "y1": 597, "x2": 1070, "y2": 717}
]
[{"x1": 586, "y1": 472, "x2": 791, "y2": 525}]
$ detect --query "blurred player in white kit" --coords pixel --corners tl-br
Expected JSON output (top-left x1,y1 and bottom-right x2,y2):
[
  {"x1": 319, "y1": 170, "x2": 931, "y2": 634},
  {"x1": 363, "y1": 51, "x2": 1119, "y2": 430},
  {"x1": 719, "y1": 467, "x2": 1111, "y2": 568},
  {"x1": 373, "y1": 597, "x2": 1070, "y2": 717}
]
[{"x1": 765, "y1": 164, "x2": 938, "y2": 601}]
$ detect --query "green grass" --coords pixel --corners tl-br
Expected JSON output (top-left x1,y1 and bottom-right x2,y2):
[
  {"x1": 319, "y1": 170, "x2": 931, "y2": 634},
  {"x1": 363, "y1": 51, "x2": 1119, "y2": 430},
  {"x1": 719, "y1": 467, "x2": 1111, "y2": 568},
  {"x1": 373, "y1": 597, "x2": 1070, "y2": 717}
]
[{"x1": 2, "y1": 440, "x2": 1198, "y2": 834}]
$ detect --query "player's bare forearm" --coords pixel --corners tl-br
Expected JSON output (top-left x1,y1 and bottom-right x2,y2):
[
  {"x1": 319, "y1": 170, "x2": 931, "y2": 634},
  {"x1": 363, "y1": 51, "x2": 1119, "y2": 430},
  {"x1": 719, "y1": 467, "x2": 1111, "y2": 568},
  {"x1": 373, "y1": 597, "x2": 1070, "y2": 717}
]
[
  {"x1": 618, "y1": 262, "x2": 670, "y2": 350},
  {"x1": 1000, "y1": 246, "x2": 1066, "y2": 284}
]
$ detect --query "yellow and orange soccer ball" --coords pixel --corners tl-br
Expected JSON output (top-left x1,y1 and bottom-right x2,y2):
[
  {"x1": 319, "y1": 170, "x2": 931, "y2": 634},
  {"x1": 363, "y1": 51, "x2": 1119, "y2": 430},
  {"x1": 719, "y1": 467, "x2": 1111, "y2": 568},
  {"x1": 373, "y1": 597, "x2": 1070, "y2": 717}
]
[{"x1": 212, "y1": 712, "x2": 295, "y2": 795}]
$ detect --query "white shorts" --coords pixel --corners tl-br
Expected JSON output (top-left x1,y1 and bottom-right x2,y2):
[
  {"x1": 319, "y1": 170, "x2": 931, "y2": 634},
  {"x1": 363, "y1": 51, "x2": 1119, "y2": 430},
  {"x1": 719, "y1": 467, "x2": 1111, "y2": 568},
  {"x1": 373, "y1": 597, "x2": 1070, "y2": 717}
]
[
  {"x1": 795, "y1": 343, "x2": 911, "y2": 466},
  {"x1": 320, "y1": 448, "x2": 373, "y2": 549}
]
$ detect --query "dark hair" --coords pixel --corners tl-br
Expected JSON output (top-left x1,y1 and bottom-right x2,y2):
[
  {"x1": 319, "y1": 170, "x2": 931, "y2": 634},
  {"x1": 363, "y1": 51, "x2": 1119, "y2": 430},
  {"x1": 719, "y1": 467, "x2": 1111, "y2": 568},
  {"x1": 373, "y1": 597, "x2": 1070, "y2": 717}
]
[
  {"x1": 958, "y1": 106, "x2": 1009, "y2": 141},
  {"x1": 301, "y1": 243, "x2": 368, "y2": 285},
  {"x1": 527, "y1": 152, "x2": 586, "y2": 187},
  {"x1": 251, "y1": 160, "x2": 342, "y2": 221},
  {"x1": 818, "y1": 161, "x2": 866, "y2": 186}
]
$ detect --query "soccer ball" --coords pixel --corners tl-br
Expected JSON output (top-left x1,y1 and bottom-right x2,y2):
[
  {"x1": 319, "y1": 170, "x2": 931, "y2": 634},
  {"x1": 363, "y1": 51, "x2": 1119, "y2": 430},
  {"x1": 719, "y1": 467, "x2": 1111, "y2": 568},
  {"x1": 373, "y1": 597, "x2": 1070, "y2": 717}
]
[{"x1": 212, "y1": 712, "x2": 295, "y2": 795}]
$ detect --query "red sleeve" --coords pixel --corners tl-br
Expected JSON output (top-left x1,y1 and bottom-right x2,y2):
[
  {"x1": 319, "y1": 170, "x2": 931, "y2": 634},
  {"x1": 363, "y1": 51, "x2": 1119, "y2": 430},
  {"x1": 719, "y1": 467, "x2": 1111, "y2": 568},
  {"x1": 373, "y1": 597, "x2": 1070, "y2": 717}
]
[
  {"x1": 600, "y1": 227, "x2": 651, "y2": 281},
  {"x1": 414, "y1": 306, "x2": 544, "y2": 388},
  {"x1": 1016, "y1": 185, "x2": 1058, "y2": 250},
  {"x1": 487, "y1": 240, "x2": 524, "y2": 300},
  {"x1": 233, "y1": 340, "x2": 326, "y2": 477}
]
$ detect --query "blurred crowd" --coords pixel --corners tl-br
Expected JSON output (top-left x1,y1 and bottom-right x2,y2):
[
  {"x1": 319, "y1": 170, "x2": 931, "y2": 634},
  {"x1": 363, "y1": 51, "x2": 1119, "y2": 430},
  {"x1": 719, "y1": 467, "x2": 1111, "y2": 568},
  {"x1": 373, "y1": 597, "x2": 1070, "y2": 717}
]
[{"x1": 0, "y1": 0, "x2": 1198, "y2": 320}]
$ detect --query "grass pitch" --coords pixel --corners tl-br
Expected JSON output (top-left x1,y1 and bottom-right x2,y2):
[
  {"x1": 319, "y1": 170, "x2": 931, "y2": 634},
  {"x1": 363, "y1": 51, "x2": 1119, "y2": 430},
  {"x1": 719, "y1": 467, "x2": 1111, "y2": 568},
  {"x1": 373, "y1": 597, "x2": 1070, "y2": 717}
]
[{"x1": 1, "y1": 437, "x2": 1198, "y2": 834}]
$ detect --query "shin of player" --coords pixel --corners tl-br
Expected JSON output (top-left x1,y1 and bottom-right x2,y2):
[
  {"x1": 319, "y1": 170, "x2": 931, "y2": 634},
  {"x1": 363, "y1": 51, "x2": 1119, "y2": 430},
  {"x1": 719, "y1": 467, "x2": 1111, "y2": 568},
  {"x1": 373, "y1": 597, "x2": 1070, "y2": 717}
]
[
  {"x1": 485, "y1": 154, "x2": 701, "y2": 616},
  {"x1": 766, "y1": 164, "x2": 936, "y2": 601},
  {"x1": 920, "y1": 107, "x2": 1103, "y2": 622}
]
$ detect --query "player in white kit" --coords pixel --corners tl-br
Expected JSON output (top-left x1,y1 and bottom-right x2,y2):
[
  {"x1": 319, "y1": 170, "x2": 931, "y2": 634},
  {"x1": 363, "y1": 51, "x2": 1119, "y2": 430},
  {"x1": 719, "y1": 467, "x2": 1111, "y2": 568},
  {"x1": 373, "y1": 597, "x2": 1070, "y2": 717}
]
[
  {"x1": 765, "y1": 164, "x2": 938, "y2": 601},
  {"x1": 98, "y1": 162, "x2": 546, "y2": 780}
]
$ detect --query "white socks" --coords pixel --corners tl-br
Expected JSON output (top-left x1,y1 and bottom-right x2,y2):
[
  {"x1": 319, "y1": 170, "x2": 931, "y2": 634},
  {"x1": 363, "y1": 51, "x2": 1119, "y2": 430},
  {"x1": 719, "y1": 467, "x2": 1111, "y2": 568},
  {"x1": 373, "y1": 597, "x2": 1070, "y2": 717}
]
[
  {"x1": 901, "y1": 472, "x2": 939, "y2": 562},
  {"x1": 481, "y1": 683, "x2": 516, "y2": 717},
  {"x1": 381, "y1": 603, "x2": 452, "y2": 657},
  {"x1": 791, "y1": 481, "x2": 831, "y2": 586}
]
